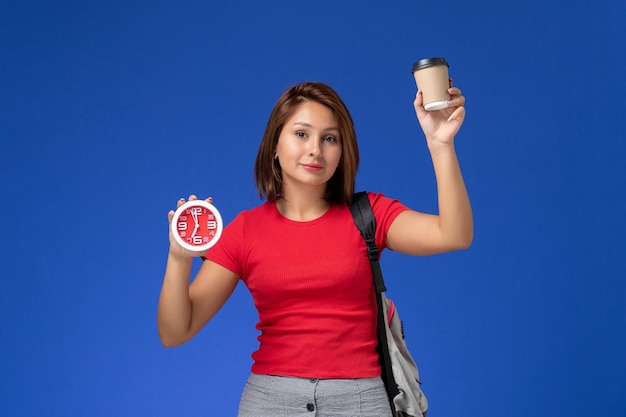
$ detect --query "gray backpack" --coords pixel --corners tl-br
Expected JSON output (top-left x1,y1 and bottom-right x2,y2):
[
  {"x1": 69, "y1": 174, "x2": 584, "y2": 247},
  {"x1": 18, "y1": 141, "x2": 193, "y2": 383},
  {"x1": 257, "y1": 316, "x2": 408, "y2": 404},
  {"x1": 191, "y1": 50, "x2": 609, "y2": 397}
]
[{"x1": 350, "y1": 191, "x2": 429, "y2": 417}]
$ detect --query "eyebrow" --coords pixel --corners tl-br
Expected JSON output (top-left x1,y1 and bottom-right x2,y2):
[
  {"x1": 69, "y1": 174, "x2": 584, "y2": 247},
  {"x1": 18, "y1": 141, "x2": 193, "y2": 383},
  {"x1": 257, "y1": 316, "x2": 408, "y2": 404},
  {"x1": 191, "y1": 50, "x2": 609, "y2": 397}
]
[{"x1": 292, "y1": 122, "x2": 340, "y2": 132}]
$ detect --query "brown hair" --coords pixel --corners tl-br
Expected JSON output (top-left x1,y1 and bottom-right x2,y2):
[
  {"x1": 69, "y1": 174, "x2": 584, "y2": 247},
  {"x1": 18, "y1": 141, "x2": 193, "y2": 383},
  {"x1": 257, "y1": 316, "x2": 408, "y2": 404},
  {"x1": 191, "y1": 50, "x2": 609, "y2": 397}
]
[{"x1": 254, "y1": 82, "x2": 359, "y2": 204}]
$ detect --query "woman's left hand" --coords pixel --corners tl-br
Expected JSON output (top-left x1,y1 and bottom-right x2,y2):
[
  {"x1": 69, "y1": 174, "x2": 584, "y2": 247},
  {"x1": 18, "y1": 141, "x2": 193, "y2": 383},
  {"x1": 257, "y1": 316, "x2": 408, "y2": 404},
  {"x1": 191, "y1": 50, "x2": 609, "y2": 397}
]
[{"x1": 414, "y1": 83, "x2": 466, "y2": 147}]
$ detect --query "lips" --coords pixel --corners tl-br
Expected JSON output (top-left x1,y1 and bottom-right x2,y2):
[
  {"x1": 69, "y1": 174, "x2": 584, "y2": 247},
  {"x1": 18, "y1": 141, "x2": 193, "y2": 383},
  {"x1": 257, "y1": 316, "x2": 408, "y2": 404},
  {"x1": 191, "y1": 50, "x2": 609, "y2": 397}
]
[{"x1": 301, "y1": 163, "x2": 323, "y2": 171}]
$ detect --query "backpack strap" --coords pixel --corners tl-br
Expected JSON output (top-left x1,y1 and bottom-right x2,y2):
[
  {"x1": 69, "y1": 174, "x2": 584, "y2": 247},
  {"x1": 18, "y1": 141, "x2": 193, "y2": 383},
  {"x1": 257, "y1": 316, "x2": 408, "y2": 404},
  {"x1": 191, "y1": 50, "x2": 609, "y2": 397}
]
[
  {"x1": 350, "y1": 191, "x2": 386, "y2": 294},
  {"x1": 350, "y1": 191, "x2": 399, "y2": 414}
]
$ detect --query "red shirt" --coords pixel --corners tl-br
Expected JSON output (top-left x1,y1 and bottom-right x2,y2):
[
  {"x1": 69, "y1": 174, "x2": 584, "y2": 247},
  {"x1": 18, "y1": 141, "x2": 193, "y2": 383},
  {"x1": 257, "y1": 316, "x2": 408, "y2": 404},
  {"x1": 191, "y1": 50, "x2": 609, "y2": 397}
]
[{"x1": 206, "y1": 192, "x2": 408, "y2": 378}]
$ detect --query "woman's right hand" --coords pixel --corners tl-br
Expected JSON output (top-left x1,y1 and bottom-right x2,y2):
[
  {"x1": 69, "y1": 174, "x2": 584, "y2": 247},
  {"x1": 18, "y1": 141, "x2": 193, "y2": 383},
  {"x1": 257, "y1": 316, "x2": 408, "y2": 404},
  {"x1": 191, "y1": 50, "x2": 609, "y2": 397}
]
[{"x1": 168, "y1": 195, "x2": 214, "y2": 258}]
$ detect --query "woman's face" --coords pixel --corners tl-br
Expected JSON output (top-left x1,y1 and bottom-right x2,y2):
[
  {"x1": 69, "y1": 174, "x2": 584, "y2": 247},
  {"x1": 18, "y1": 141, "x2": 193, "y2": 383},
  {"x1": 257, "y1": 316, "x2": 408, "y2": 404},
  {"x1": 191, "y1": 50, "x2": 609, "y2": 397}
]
[{"x1": 275, "y1": 100, "x2": 343, "y2": 194}]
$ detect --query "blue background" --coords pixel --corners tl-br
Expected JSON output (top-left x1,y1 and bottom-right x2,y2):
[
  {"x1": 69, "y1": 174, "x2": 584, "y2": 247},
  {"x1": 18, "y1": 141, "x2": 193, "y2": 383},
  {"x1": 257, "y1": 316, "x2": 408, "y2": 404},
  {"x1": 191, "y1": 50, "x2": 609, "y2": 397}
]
[{"x1": 1, "y1": 0, "x2": 625, "y2": 416}]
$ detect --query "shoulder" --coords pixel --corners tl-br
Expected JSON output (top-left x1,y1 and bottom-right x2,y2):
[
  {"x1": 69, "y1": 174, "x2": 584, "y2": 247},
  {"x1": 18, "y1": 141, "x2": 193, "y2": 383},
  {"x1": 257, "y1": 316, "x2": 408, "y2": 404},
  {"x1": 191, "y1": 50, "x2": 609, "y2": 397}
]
[
  {"x1": 228, "y1": 201, "x2": 276, "y2": 224},
  {"x1": 206, "y1": 201, "x2": 276, "y2": 268},
  {"x1": 365, "y1": 191, "x2": 409, "y2": 217},
  {"x1": 357, "y1": 192, "x2": 410, "y2": 247}
]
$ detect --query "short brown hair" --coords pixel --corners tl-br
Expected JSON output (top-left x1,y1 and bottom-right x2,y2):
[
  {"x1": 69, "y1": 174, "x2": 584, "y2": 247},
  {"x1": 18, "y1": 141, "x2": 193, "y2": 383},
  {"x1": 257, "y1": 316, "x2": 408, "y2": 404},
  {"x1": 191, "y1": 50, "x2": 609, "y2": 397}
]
[{"x1": 254, "y1": 82, "x2": 359, "y2": 204}]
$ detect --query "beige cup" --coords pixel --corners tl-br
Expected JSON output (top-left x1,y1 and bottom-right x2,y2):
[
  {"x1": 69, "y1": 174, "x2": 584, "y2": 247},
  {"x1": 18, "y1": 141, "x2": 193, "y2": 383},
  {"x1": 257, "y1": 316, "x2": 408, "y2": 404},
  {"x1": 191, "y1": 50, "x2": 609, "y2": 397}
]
[{"x1": 412, "y1": 57, "x2": 450, "y2": 111}]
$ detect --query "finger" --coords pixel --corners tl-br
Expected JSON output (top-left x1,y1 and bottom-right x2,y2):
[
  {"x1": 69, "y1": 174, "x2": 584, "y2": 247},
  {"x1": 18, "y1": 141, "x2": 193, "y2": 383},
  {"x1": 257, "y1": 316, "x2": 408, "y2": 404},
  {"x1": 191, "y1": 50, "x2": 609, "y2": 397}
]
[
  {"x1": 168, "y1": 210, "x2": 175, "y2": 222},
  {"x1": 206, "y1": 196, "x2": 213, "y2": 204},
  {"x1": 413, "y1": 90, "x2": 427, "y2": 114},
  {"x1": 447, "y1": 94, "x2": 465, "y2": 108},
  {"x1": 447, "y1": 106, "x2": 466, "y2": 123},
  {"x1": 448, "y1": 87, "x2": 462, "y2": 97},
  {"x1": 188, "y1": 195, "x2": 197, "y2": 201},
  {"x1": 176, "y1": 197, "x2": 186, "y2": 208}
]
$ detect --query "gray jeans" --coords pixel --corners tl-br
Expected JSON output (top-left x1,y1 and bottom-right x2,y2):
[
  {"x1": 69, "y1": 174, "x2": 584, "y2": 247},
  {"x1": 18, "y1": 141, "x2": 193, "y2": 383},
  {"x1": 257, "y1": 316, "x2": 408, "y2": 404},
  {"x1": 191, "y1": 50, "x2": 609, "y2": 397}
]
[{"x1": 238, "y1": 373, "x2": 393, "y2": 417}]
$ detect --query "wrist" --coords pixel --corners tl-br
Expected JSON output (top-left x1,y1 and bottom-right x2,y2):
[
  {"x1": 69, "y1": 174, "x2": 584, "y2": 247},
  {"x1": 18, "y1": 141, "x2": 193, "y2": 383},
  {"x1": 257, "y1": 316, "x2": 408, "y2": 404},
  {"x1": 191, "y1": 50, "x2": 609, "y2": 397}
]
[
  {"x1": 168, "y1": 248, "x2": 195, "y2": 264},
  {"x1": 427, "y1": 139, "x2": 456, "y2": 157}
]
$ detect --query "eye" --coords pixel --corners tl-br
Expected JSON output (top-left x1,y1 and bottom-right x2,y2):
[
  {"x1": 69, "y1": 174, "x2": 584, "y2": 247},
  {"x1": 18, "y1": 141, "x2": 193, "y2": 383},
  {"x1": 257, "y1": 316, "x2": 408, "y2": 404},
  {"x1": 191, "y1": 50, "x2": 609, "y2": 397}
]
[
  {"x1": 324, "y1": 135, "x2": 337, "y2": 143},
  {"x1": 295, "y1": 131, "x2": 307, "y2": 139}
]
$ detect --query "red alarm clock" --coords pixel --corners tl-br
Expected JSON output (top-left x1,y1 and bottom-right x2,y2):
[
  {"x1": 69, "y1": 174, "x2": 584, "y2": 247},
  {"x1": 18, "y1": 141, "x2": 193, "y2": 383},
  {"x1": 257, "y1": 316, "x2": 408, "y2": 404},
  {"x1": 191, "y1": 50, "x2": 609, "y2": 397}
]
[{"x1": 171, "y1": 199, "x2": 223, "y2": 253}]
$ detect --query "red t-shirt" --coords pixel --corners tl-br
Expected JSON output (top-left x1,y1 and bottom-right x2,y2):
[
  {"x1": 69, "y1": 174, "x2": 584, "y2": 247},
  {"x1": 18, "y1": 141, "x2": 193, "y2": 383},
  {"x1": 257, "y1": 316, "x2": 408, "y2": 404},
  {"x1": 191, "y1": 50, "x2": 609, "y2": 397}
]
[{"x1": 206, "y1": 192, "x2": 408, "y2": 378}]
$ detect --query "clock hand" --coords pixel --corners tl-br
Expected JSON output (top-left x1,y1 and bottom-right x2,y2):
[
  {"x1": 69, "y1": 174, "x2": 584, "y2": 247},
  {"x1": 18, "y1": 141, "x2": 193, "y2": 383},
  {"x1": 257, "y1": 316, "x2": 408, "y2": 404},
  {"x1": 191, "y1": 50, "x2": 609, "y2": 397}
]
[{"x1": 191, "y1": 209, "x2": 201, "y2": 238}]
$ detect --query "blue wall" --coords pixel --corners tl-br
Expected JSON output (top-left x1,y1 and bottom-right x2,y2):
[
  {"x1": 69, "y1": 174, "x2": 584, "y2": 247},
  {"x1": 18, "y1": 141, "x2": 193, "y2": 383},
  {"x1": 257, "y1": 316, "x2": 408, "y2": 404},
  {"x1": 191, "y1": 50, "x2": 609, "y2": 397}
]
[{"x1": 1, "y1": 1, "x2": 625, "y2": 415}]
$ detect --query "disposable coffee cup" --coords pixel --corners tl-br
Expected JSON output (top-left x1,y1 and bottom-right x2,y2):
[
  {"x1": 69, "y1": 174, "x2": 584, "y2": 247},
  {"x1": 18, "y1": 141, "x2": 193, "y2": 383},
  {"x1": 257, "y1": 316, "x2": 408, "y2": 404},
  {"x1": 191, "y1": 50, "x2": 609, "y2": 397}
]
[{"x1": 412, "y1": 57, "x2": 450, "y2": 111}]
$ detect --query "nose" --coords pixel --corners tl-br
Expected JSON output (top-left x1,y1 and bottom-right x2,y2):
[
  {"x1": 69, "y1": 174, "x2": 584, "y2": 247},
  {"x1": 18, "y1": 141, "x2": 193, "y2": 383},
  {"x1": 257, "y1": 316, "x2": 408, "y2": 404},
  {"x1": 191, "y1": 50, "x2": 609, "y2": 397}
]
[{"x1": 307, "y1": 136, "x2": 321, "y2": 157}]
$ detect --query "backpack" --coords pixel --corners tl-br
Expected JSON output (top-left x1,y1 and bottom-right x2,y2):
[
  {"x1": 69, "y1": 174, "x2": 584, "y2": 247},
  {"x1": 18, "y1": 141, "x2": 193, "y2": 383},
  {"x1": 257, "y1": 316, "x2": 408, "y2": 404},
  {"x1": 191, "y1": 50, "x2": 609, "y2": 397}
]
[{"x1": 350, "y1": 191, "x2": 429, "y2": 417}]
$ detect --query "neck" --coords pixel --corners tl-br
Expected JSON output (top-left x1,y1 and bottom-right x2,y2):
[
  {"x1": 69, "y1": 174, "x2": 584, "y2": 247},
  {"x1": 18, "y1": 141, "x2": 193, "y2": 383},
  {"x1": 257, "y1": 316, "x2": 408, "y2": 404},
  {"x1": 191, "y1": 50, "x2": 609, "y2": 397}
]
[{"x1": 276, "y1": 185, "x2": 330, "y2": 221}]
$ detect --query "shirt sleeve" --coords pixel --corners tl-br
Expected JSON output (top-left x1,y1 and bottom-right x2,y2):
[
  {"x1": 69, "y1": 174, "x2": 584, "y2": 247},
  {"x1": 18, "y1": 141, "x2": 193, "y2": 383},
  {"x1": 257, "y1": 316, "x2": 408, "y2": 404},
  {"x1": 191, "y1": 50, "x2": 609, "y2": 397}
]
[
  {"x1": 367, "y1": 192, "x2": 410, "y2": 251},
  {"x1": 204, "y1": 211, "x2": 246, "y2": 276}
]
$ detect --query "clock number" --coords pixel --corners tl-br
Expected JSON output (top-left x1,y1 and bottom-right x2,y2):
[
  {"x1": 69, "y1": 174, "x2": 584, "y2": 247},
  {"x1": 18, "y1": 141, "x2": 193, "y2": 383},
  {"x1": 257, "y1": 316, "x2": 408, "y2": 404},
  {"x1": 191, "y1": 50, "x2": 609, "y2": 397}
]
[
  {"x1": 177, "y1": 222, "x2": 188, "y2": 230},
  {"x1": 190, "y1": 207, "x2": 203, "y2": 215},
  {"x1": 192, "y1": 236, "x2": 203, "y2": 245},
  {"x1": 207, "y1": 221, "x2": 217, "y2": 229}
]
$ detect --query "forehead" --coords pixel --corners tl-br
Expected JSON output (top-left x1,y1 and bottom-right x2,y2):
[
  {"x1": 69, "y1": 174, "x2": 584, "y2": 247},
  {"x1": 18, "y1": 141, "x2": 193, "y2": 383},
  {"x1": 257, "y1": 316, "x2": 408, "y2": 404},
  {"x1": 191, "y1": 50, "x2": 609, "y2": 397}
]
[{"x1": 286, "y1": 101, "x2": 338, "y2": 127}]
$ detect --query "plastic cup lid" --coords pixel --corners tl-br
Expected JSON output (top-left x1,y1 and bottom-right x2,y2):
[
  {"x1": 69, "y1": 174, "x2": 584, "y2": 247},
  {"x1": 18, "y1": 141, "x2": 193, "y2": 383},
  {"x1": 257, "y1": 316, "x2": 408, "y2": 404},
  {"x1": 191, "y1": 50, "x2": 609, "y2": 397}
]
[{"x1": 412, "y1": 57, "x2": 449, "y2": 73}]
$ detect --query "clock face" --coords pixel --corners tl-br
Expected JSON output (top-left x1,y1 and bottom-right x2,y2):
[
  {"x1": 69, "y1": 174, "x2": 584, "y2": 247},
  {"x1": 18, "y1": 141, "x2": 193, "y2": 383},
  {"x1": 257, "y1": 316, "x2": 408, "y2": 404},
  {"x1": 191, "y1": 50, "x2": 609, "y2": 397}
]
[{"x1": 171, "y1": 200, "x2": 223, "y2": 252}]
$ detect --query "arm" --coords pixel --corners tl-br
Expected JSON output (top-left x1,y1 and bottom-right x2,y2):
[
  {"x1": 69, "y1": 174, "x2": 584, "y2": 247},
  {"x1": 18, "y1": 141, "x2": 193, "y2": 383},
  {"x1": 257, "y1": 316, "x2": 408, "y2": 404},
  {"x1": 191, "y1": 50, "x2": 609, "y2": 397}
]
[
  {"x1": 157, "y1": 196, "x2": 240, "y2": 347},
  {"x1": 387, "y1": 86, "x2": 473, "y2": 256}
]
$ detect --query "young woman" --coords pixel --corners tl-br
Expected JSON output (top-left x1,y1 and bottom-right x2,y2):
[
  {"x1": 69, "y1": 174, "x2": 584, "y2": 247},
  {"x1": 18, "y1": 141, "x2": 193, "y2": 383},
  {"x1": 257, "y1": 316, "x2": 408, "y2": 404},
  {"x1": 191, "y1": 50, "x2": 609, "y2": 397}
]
[{"x1": 158, "y1": 81, "x2": 472, "y2": 416}]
